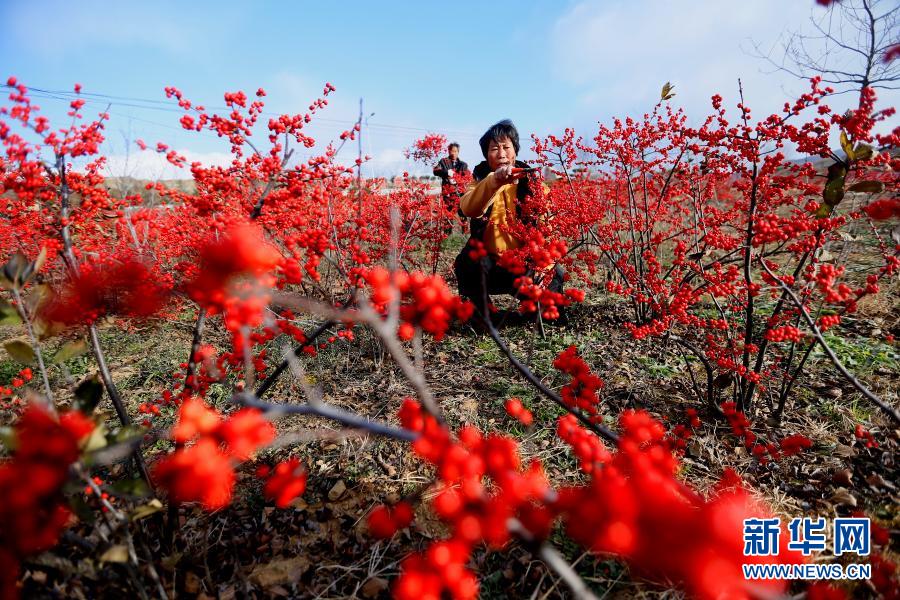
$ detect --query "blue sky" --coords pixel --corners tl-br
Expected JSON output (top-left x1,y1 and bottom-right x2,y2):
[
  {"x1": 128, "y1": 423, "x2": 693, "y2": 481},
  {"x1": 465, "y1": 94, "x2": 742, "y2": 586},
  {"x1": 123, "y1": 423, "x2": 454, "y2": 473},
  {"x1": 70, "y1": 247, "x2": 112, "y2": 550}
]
[{"x1": 2, "y1": 0, "x2": 896, "y2": 178}]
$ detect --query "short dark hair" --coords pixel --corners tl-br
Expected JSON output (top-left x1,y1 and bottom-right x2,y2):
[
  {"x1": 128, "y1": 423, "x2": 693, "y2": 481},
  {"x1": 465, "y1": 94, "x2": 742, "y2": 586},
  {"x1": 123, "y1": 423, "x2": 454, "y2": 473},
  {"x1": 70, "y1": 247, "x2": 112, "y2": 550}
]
[
  {"x1": 448, "y1": 142, "x2": 460, "y2": 151},
  {"x1": 479, "y1": 119, "x2": 519, "y2": 157}
]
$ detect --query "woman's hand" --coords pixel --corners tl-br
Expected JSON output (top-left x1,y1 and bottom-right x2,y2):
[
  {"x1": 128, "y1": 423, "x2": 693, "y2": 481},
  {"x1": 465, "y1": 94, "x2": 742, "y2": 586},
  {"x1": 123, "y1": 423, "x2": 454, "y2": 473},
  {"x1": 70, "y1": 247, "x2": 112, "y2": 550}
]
[{"x1": 493, "y1": 164, "x2": 525, "y2": 185}]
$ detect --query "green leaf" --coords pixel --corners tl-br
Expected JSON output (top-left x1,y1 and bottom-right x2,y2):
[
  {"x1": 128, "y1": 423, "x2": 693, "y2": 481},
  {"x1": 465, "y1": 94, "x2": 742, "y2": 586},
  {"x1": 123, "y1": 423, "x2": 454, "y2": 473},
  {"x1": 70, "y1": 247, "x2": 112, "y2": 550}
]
[
  {"x1": 113, "y1": 425, "x2": 144, "y2": 444},
  {"x1": 52, "y1": 339, "x2": 88, "y2": 364},
  {"x1": 0, "y1": 426, "x2": 16, "y2": 451},
  {"x1": 73, "y1": 375, "x2": 104, "y2": 414},
  {"x1": 848, "y1": 180, "x2": 884, "y2": 193},
  {"x1": 1, "y1": 253, "x2": 29, "y2": 289},
  {"x1": 82, "y1": 422, "x2": 107, "y2": 453},
  {"x1": 131, "y1": 499, "x2": 163, "y2": 522},
  {"x1": 0, "y1": 297, "x2": 21, "y2": 326},
  {"x1": 110, "y1": 476, "x2": 150, "y2": 498},
  {"x1": 823, "y1": 162, "x2": 847, "y2": 207},
  {"x1": 853, "y1": 144, "x2": 874, "y2": 161},
  {"x1": 4, "y1": 340, "x2": 35, "y2": 365}
]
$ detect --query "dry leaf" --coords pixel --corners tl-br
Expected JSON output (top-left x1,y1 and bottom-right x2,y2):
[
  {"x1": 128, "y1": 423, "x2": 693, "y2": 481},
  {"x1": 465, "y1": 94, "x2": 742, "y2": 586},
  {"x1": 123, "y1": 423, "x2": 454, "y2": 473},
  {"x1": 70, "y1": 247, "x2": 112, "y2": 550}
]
[
  {"x1": 185, "y1": 571, "x2": 202, "y2": 594},
  {"x1": 249, "y1": 556, "x2": 310, "y2": 587},
  {"x1": 99, "y1": 545, "x2": 129, "y2": 563},
  {"x1": 830, "y1": 487, "x2": 857, "y2": 507},
  {"x1": 832, "y1": 469, "x2": 853, "y2": 486},
  {"x1": 328, "y1": 480, "x2": 347, "y2": 501},
  {"x1": 361, "y1": 577, "x2": 389, "y2": 598},
  {"x1": 865, "y1": 473, "x2": 894, "y2": 490},
  {"x1": 833, "y1": 444, "x2": 857, "y2": 458}
]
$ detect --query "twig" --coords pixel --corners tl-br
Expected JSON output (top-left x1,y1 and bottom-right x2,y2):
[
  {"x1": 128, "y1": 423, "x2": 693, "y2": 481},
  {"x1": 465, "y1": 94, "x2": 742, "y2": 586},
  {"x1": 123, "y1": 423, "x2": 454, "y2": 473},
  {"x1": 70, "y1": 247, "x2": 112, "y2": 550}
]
[
  {"x1": 668, "y1": 334, "x2": 721, "y2": 417},
  {"x1": 475, "y1": 263, "x2": 617, "y2": 443},
  {"x1": 52, "y1": 152, "x2": 151, "y2": 485},
  {"x1": 509, "y1": 519, "x2": 599, "y2": 600},
  {"x1": 10, "y1": 287, "x2": 55, "y2": 410},
  {"x1": 234, "y1": 392, "x2": 417, "y2": 441},
  {"x1": 478, "y1": 304, "x2": 618, "y2": 443},
  {"x1": 254, "y1": 316, "x2": 338, "y2": 398},
  {"x1": 181, "y1": 309, "x2": 207, "y2": 397},
  {"x1": 412, "y1": 327, "x2": 424, "y2": 373},
  {"x1": 89, "y1": 325, "x2": 153, "y2": 484},
  {"x1": 538, "y1": 545, "x2": 599, "y2": 600}
]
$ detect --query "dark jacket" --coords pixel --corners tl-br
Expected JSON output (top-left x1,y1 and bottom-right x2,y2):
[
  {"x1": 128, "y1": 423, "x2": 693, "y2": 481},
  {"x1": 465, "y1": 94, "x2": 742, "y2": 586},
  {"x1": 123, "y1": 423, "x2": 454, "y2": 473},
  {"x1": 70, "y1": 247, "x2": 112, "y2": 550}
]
[{"x1": 433, "y1": 157, "x2": 469, "y2": 186}]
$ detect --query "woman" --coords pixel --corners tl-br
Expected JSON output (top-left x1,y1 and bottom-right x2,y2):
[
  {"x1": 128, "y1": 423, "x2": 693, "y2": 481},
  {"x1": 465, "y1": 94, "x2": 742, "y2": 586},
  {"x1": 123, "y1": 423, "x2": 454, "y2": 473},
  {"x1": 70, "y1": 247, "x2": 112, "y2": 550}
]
[{"x1": 453, "y1": 119, "x2": 566, "y2": 327}]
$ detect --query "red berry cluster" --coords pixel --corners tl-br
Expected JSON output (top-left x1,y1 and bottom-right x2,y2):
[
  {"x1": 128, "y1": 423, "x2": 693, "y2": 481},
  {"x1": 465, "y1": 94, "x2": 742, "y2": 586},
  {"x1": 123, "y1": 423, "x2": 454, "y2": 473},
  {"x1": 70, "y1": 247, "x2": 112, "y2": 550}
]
[
  {"x1": 817, "y1": 314, "x2": 841, "y2": 331},
  {"x1": 367, "y1": 501, "x2": 414, "y2": 539},
  {"x1": 552, "y1": 346, "x2": 604, "y2": 417},
  {"x1": 504, "y1": 397, "x2": 533, "y2": 426},
  {"x1": 554, "y1": 409, "x2": 804, "y2": 600},
  {"x1": 258, "y1": 458, "x2": 307, "y2": 508},
  {"x1": 862, "y1": 198, "x2": 900, "y2": 220},
  {"x1": 396, "y1": 399, "x2": 551, "y2": 600},
  {"x1": 40, "y1": 257, "x2": 170, "y2": 326},
  {"x1": 720, "y1": 402, "x2": 812, "y2": 463},
  {"x1": 670, "y1": 407, "x2": 702, "y2": 452},
  {"x1": 778, "y1": 434, "x2": 813, "y2": 457},
  {"x1": 186, "y1": 222, "x2": 282, "y2": 327},
  {"x1": 854, "y1": 424, "x2": 879, "y2": 448},
  {"x1": 764, "y1": 325, "x2": 804, "y2": 343},
  {"x1": 153, "y1": 399, "x2": 276, "y2": 509},
  {"x1": 466, "y1": 240, "x2": 487, "y2": 261},
  {"x1": 0, "y1": 405, "x2": 95, "y2": 598},
  {"x1": 403, "y1": 133, "x2": 447, "y2": 164},
  {"x1": 3, "y1": 367, "x2": 33, "y2": 400},
  {"x1": 556, "y1": 413, "x2": 611, "y2": 473},
  {"x1": 363, "y1": 267, "x2": 473, "y2": 340},
  {"x1": 513, "y1": 274, "x2": 581, "y2": 320}
]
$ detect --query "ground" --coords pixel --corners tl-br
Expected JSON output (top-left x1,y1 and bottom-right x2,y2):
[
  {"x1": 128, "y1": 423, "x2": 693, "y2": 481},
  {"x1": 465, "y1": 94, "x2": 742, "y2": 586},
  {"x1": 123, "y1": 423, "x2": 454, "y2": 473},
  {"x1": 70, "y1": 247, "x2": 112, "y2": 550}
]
[{"x1": 3, "y1": 233, "x2": 898, "y2": 599}]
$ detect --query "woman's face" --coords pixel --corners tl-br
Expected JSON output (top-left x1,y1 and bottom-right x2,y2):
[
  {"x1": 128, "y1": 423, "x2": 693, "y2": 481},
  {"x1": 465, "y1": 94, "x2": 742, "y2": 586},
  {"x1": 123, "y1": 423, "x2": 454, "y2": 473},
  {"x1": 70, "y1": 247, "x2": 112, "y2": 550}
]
[{"x1": 486, "y1": 137, "x2": 516, "y2": 171}]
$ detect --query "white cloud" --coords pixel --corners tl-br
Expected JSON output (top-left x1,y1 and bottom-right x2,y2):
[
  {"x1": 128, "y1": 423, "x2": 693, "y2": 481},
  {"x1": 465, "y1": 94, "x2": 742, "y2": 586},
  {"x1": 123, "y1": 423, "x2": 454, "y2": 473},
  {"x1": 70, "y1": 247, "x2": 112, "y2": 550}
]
[
  {"x1": 100, "y1": 149, "x2": 235, "y2": 181},
  {"x1": 550, "y1": 0, "x2": 815, "y2": 122},
  {"x1": 546, "y1": 0, "x2": 899, "y2": 154}
]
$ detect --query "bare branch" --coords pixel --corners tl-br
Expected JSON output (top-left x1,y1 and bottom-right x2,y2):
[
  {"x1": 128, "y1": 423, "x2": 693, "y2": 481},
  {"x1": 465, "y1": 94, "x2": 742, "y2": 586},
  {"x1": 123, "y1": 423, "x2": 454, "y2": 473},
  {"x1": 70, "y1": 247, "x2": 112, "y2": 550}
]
[
  {"x1": 508, "y1": 519, "x2": 600, "y2": 600},
  {"x1": 234, "y1": 392, "x2": 417, "y2": 442}
]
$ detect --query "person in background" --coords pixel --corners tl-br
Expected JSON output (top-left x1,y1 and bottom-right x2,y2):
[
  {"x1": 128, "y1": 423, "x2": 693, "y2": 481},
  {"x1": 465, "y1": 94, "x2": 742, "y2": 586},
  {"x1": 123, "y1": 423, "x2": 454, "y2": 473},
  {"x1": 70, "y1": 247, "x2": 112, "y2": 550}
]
[
  {"x1": 453, "y1": 119, "x2": 567, "y2": 329},
  {"x1": 433, "y1": 143, "x2": 469, "y2": 229}
]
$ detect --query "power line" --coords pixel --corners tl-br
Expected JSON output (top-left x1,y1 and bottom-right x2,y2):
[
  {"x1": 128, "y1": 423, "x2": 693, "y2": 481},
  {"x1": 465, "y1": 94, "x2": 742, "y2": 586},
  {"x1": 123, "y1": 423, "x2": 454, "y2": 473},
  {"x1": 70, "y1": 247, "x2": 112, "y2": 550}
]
[
  {"x1": 3, "y1": 84, "x2": 480, "y2": 138},
  {"x1": 4, "y1": 83, "x2": 480, "y2": 176}
]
